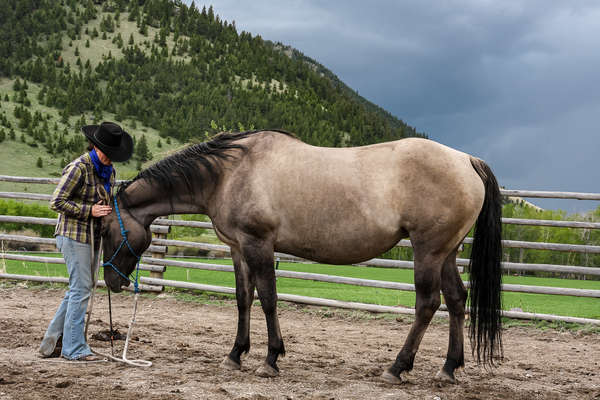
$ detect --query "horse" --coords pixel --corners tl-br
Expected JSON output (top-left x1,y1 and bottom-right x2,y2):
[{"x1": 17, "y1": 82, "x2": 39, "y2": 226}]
[{"x1": 100, "y1": 129, "x2": 502, "y2": 384}]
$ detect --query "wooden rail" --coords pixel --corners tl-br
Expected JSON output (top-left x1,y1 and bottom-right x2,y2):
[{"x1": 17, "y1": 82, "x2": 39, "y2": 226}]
[
  {"x1": 0, "y1": 233, "x2": 167, "y2": 255},
  {"x1": 0, "y1": 215, "x2": 170, "y2": 234},
  {"x1": 0, "y1": 253, "x2": 165, "y2": 273},
  {"x1": 500, "y1": 189, "x2": 600, "y2": 201},
  {"x1": 0, "y1": 273, "x2": 162, "y2": 292}
]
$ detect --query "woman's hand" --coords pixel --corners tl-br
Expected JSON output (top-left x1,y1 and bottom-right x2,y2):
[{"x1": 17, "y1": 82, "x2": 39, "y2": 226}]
[{"x1": 91, "y1": 200, "x2": 112, "y2": 217}]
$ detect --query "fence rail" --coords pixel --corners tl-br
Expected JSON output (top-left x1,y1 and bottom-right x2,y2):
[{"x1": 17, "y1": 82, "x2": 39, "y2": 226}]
[{"x1": 1, "y1": 175, "x2": 599, "y2": 325}]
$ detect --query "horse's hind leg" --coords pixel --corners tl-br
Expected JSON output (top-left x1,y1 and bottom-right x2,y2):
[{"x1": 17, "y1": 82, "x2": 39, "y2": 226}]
[
  {"x1": 436, "y1": 250, "x2": 468, "y2": 384},
  {"x1": 221, "y1": 248, "x2": 256, "y2": 370},
  {"x1": 382, "y1": 250, "x2": 444, "y2": 384}
]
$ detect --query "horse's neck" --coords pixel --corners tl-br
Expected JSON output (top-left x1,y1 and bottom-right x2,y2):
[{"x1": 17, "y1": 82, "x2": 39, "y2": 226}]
[{"x1": 122, "y1": 180, "x2": 206, "y2": 226}]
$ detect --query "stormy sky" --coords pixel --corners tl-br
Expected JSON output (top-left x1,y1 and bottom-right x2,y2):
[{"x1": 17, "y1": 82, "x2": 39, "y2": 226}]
[{"x1": 188, "y1": 1, "x2": 600, "y2": 212}]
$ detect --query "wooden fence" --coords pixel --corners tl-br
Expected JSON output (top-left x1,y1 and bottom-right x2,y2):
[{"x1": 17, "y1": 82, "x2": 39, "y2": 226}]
[{"x1": 1, "y1": 175, "x2": 599, "y2": 325}]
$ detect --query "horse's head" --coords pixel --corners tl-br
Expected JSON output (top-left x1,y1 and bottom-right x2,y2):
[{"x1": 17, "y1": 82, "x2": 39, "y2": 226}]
[{"x1": 101, "y1": 197, "x2": 152, "y2": 293}]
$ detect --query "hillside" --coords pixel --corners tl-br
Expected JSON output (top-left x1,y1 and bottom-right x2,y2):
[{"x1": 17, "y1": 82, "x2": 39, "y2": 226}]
[{"x1": 0, "y1": 0, "x2": 426, "y2": 190}]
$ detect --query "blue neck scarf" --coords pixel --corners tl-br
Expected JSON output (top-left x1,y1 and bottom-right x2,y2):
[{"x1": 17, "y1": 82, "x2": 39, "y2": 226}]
[{"x1": 89, "y1": 149, "x2": 114, "y2": 195}]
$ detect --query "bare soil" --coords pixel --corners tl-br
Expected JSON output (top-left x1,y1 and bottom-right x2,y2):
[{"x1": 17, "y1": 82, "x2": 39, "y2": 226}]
[{"x1": 1, "y1": 284, "x2": 599, "y2": 400}]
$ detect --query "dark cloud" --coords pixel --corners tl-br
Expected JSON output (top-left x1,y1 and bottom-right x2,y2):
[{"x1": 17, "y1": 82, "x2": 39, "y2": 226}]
[{"x1": 191, "y1": 1, "x2": 600, "y2": 212}]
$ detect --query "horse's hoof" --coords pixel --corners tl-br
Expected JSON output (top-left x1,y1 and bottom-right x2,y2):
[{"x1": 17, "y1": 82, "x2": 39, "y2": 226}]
[
  {"x1": 220, "y1": 356, "x2": 241, "y2": 371},
  {"x1": 434, "y1": 369, "x2": 457, "y2": 384},
  {"x1": 255, "y1": 363, "x2": 279, "y2": 378},
  {"x1": 380, "y1": 369, "x2": 403, "y2": 385}
]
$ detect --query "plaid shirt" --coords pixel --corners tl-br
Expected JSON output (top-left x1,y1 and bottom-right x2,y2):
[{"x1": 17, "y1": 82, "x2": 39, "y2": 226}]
[{"x1": 50, "y1": 152, "x2": 115, "y2": 245}]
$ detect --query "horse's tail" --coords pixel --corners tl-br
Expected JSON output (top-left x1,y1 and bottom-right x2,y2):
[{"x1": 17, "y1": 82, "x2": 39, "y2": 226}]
[{"x1": 468, "y1": 157, "x2": 503, "y2": 366}]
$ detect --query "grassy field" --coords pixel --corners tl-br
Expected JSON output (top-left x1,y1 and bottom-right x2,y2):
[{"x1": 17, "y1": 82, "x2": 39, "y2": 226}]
[{"x1": 2, "y1": 254, "x2": 599, "y2": 320}]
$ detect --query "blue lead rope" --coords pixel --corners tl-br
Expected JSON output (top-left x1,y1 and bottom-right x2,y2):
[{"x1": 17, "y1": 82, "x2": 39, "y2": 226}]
[{"x1": 102, "y1": 197, "x2": 141, "y2": 293}]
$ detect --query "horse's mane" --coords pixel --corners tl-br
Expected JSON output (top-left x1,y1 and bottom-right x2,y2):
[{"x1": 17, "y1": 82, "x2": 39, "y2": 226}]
[{"x1": 117, "y1": 129, "x2": 295, "y2": 204}]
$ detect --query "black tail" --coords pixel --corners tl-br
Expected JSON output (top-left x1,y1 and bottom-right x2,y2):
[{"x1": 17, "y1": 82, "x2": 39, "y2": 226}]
[{"x1": 468, "y1": 157, "x2": 503, "y2": 366}]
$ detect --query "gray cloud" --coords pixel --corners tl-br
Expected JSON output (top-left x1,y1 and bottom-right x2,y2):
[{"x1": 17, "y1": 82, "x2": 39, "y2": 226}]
[{"x1": 194, "y1": 1, "x2": 600, "y2": 212}]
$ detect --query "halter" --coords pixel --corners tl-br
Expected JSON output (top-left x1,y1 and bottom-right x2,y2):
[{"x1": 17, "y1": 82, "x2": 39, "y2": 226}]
[{"x1": 102, "y1": 196, "x2": 141, "y2": 293}]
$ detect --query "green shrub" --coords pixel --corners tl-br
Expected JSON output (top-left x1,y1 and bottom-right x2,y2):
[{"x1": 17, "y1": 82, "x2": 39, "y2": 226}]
[{"x1": 0, "y1": 199, "x2": 57, "y2": 237}]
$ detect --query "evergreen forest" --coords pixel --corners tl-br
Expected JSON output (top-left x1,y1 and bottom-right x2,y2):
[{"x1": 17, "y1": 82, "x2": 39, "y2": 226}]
[{"x1": 0, "y1": 0, "x2": 425, "y2": 152}]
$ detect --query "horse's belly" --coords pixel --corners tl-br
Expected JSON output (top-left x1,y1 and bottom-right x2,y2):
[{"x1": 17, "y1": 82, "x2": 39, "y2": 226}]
[{"x1": 275, "y1": 224, "x2": 406, "y2": 265}]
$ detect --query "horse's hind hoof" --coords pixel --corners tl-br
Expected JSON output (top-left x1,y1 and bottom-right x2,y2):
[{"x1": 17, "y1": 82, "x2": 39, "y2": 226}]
[
  {"x1": 380, "y1": 369, "x2": 403, "y2": 385},
  {"x1": 434, "y1": 369, "x2": 457, "y2": 384},
  {"x1": 256, "y1": 363, "x2": 279, "y2": 378},
  {"x1": 220, "y1": 356, "x2": 241, "y2": 371}
]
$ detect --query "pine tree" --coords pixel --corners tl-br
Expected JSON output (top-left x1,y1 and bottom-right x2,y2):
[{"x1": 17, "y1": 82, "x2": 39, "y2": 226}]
[
  {"x1": 140, "y1": 16, "x2": 148, "y2": 36},
  {"x1": 36, "y1": 157, "x2": 43, "y2": 168},
  {"x1": 136, "y1": 134, "x2": 151, "y2": 161}
]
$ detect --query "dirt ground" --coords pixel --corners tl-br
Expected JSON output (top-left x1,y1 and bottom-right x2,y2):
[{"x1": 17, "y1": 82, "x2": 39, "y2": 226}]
[{"x1": 1, "y1": 284, "x2": 599, "y2": 400}]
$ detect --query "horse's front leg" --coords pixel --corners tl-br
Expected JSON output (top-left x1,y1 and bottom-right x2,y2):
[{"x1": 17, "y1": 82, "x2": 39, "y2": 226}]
[
  {"x1": 243, "y1": 241, "x2": 285, "y2": 377},
  {"x1": 221, "y1": 248, "x2": 255, "y2": 370}
]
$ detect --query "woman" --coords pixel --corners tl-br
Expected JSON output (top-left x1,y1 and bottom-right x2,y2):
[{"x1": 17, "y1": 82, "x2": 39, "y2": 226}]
[{"x1": 39, "y1": 121, "x2": 133, "y2": 361}]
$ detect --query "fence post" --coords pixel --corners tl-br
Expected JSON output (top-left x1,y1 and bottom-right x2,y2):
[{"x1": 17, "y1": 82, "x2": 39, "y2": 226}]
[{"x1": 150, "y1": 224, "x2": 170, "y2": 280}]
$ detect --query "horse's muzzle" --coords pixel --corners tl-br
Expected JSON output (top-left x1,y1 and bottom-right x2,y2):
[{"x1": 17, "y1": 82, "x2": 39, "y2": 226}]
[{"x1": 105, "y1": 271, "x2": 130, "y2": 293}]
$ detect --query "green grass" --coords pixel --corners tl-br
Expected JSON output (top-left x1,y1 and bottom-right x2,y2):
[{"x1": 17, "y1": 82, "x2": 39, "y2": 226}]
[{"x1": 2, "y1": 254, "x2": 599, "y2": 320}]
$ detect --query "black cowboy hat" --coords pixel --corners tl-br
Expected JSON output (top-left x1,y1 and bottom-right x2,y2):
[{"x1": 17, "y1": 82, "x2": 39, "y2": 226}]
[{"x1": 82, "y1": 122, "x2": 134, "y2": 162}]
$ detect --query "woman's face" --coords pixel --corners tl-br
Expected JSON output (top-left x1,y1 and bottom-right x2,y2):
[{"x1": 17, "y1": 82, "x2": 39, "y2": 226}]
[{"x1": 95, "y1": 146, "x2": 112, "y2": 165}]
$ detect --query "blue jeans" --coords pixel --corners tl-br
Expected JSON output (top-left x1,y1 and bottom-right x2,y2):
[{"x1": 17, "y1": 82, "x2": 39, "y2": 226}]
[{"x1": 39, "y1": 236, "x2": 97, "y2": 359}]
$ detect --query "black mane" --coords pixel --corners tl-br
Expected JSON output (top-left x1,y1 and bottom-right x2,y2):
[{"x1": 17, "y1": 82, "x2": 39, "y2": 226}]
[{"x1": 117, "y1": 129, "x2": 295, "y2": 204}]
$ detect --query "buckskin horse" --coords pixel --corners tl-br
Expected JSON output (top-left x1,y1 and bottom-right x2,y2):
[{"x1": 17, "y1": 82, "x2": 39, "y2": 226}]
[{"x1": 100, "y1": 130, "x2": 502, "y2": 384}]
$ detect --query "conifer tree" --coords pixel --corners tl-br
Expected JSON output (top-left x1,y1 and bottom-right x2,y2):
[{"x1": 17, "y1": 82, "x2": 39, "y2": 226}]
[{"x1": 136, "y1": 134, "x2": 151, "y2": 161}]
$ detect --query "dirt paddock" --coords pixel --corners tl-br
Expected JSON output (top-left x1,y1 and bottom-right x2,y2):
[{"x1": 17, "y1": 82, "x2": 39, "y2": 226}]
[{"x1": 1, "y1": 284, "x2": 599, "y2": 399}]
